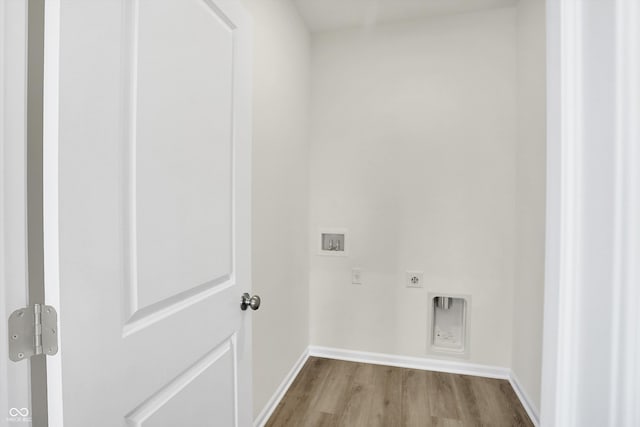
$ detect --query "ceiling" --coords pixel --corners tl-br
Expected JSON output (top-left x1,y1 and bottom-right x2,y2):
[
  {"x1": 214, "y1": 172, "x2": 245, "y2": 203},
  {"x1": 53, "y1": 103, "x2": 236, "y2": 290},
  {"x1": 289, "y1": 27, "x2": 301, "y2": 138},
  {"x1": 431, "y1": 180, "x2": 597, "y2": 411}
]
[{"x1": 294, "y1": 0, "x2": 518, "y2": 32}]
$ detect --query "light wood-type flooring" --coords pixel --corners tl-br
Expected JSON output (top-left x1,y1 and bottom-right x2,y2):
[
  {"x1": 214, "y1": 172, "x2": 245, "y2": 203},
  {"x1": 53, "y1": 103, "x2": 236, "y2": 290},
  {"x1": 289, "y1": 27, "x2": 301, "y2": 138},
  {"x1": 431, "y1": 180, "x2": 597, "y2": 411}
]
[{"x1": 266, "y1": 357, "x2": 534, "y2": 427}]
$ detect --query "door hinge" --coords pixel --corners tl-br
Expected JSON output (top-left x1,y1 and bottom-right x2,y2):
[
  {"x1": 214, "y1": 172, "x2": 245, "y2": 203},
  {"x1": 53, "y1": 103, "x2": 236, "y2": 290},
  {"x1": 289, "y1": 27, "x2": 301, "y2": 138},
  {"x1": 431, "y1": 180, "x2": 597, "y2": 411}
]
[{"x1": 8, "y1": 304, "x2": 58, "y2": 362}]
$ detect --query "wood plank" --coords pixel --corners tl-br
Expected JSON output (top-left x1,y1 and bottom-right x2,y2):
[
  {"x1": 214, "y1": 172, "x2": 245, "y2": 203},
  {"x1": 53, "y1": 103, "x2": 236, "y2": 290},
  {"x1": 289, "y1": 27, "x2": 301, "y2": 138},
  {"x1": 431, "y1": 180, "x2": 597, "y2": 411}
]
[
  {"x1": 336, "y1": 381, "x2": 374, "y2": 427},
  {"x1": 426, "y1": 371, "x2": 460, "y2": 420},
  {"x1": 365, "y1": 364, "x2": 403, "y2": 427},
  {"x1": 311, "y1": 359, "x2": 357, "y2": 415},
  {"x1": 303, "y1": 411, "x2": 338, "y2": 427},
  {"x1": 465, "y1": 376, "x2": 504, "y2": 426},
  {"x1": 497, "y1": 380, "x2": 534, "y2": 427},
  {"x1": 467, "y1": 376, "x2": 534, "y2": 427},
  {"x1": 450, "y1": 374, "x2": 481, "y2": 424},
  {"x1": 266, "y1": 357, "x2": 332, "y2": 427},
  {"x1": 401, "y1": 369, "x2": 431, "y2": 427},
  {"x1": 351, "y1": 361, "x2": 376, "y2": 385},
  {"x1": 430, "y1": 417, "x2": 464, "y2": 427}
]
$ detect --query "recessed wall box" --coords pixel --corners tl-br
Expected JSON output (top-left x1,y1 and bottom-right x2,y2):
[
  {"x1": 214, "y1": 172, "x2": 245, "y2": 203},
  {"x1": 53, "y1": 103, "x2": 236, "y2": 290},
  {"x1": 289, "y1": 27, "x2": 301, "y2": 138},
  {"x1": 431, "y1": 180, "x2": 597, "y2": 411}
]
[
  {"x1": 427, "y1": 293, "x2": 470, "y2": 358},
  {"x1": 318, "y1": 228, "x2": 348, "y2": 256}
]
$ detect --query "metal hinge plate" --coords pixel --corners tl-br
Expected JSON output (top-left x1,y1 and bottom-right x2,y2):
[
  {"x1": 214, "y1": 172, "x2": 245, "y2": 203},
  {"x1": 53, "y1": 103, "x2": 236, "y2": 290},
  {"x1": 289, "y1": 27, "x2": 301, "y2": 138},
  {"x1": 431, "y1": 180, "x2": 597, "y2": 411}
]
[{"x1": 8, "y1": 304, "x2": 58, "y2": 362}]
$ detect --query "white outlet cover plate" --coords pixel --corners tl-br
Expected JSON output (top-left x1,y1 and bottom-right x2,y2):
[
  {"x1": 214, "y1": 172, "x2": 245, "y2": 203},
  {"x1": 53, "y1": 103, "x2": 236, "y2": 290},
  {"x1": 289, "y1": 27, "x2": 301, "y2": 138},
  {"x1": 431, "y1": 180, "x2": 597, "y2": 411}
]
[
  {"x1": 406, "y1": 271, "x2": 424, "y2": 288},
  {"x1": 352, "y1": 268, "x2": 362, "y2": 285}
]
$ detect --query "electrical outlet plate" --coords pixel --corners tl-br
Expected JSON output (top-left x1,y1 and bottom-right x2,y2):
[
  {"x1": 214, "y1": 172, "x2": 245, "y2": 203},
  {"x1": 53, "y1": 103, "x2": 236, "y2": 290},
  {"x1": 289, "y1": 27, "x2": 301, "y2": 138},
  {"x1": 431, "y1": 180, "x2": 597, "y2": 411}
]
[
  {"x1": 406, "y1": 271, "x2": 424, "y2": 288},
  {"x1": 352, "y1": 268, "x2": 362, "y2": 285}
]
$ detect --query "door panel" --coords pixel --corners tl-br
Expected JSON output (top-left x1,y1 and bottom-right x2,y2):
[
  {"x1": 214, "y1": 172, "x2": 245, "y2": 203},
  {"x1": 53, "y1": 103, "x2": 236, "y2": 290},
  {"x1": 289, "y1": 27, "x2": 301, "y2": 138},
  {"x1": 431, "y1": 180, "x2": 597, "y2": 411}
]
[
  {"x1": 126, "y1": 337, "x2": 236, "y2": 427},
  {"x1": 44, "y1": 0, "x2": 252, "y2": 425},
  {"x1": 133, "y1": 0, "x2": 234, "y2": 311}
]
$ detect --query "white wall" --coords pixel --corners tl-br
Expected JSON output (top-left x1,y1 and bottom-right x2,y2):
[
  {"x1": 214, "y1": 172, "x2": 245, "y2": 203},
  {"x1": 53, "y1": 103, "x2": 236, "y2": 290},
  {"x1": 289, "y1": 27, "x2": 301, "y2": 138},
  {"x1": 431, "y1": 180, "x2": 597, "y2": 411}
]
[
  {"x1": 512, "y1": 0, "x2": 546, "y2": 415},
  {"x1": 239, "y1": 0, "x2": 311, "y2": 419},
  {"x1": 308, "y1": 8, "x2": 517, "y2": 367}
]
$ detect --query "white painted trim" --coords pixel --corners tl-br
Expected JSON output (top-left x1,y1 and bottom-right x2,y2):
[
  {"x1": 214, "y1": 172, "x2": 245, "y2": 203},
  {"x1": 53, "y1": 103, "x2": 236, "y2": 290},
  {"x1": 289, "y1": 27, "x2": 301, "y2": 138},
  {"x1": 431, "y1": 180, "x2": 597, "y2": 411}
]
[
  {"x1": 253, "y1": 348, "x2": 310, "y2": 427},
  {"x1": 0, "y1": 1, "x2": 7, "y2": 421},
  {"x1": 308, "y1": 346, "x2": 510, "y2": 380},
  {"x1": 509, "y1": 370, "x2": 540, "y2": 427},
  {"x1": 610, "y1": 3, "x2": 640, "y2": 426},
  {"x1": 42, "y1": 0, "x2": 63, "y2": 425},
  {"x1": 549, "y1": 0, "x2": 583, "y2": 425},
  {"x1": 543, "y1": 0, "x2": 640, "y2": 425},
  {"x1": 541, "y1": 0, "x2": 582, "y2": 424}
]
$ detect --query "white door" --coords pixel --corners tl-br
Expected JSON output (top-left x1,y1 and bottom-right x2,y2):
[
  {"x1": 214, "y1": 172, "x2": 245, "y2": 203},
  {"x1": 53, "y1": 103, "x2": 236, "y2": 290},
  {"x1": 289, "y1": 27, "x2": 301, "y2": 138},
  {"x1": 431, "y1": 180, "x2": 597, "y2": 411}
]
[{"x1": 43, "y1": 0, "x2": 253, "y2": 426}]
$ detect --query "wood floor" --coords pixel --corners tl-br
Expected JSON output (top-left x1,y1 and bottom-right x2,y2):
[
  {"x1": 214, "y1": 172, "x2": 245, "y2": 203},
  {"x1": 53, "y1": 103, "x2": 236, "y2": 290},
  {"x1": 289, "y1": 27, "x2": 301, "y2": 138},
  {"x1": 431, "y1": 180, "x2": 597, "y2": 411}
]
[{"x1": 266, "y1": 357, "x2": 534, "y2": 427}]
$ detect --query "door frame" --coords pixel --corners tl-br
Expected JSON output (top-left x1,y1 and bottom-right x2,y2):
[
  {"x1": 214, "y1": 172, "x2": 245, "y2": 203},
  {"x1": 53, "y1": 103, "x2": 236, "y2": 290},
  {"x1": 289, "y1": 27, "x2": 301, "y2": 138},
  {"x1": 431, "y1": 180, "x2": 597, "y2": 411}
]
[
  {"x1": 2, "y1": 0, "x2": 51, "y2": 426},
  {"x1": 42, "y1": 0, "x2": 62, "y2": 424},
  {"x1": 542, "y1": 0, "x2": 640, "y2": 425}
]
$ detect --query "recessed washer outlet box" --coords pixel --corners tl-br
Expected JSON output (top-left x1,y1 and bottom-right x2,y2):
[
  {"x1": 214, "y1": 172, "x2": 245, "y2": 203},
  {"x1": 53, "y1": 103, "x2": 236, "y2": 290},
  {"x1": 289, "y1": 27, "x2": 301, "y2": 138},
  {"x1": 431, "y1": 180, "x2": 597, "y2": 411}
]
[
  {"x1": 318, "y1": 228, "x2": 348, "y2": 256},
  {"x1": 427, "y1": 293, "x2": 470, "y2": 359}
]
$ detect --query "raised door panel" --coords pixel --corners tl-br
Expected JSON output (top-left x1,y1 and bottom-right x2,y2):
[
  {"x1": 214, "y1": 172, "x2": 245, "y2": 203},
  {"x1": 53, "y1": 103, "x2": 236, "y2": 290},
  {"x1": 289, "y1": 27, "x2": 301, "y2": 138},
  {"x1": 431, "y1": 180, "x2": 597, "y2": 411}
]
[
  {"x1": 126, "y1": 338, "x2": 236, "y2": 427},
  {"x1": 128, "y1": 0, "x2": 234, "y2": 314},
  {"x1": 123, "y1": 0, "x2": 237, "y2": 334}
]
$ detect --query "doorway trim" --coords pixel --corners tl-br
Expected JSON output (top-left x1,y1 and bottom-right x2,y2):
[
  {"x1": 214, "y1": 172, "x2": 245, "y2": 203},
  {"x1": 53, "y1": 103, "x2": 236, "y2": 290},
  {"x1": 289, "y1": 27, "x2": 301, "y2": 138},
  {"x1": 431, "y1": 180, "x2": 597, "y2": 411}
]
[
  {"x1": 42, "y1": 0, "x2": 63, "y2": 425},
  {"x1": 541, "y1": 0, "x2": 640, "y2": 425}
]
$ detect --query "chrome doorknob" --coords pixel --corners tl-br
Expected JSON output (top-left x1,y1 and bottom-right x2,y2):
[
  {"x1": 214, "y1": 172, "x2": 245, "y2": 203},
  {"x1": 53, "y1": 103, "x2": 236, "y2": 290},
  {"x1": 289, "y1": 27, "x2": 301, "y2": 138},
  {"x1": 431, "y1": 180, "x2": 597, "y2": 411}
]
[{"x1": 241, "y1": 293, "x2": 261, "y2": 311}]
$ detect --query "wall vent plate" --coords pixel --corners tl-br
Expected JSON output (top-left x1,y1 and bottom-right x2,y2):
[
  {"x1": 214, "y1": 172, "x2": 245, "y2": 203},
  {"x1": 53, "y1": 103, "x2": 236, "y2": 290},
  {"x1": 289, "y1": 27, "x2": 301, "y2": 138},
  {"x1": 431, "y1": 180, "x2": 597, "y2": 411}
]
[{"x1": 318, "y1": 228, "x2": 348, "y2": 256}]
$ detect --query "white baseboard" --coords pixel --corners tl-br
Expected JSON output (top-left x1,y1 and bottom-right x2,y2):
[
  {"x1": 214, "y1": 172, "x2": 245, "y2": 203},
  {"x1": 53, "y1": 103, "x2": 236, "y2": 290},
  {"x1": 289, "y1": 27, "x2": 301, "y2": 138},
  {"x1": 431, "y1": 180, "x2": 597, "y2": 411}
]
[
  {"x1": 253, "y1": 345, "x2": 539, "y2": 427},
  {"x1": 308, "y1": 345, "x2": 510, "y2": 379},
  {"x1": 509, "y1": 370, "x2": 540, "y2": 427},
  {"x1": 253, "y1": 348, "x2": 310, "y2": 427}
]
